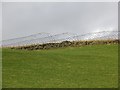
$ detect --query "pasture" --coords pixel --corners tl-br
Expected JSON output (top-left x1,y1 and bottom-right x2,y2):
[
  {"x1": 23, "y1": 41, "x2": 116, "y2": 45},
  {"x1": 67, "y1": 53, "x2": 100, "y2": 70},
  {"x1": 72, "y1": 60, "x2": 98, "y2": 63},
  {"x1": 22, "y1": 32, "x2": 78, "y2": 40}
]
[{"x1": 2, "y1": 44, "x2": 118, "y2": 88}]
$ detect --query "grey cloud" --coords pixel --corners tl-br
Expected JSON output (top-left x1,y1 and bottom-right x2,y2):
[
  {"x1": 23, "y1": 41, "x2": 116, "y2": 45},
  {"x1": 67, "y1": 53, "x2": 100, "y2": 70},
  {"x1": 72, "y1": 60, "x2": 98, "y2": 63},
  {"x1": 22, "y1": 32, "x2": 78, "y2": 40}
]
[{"x1": 2, "y1": 2, "x2": 117, "y2": 40}]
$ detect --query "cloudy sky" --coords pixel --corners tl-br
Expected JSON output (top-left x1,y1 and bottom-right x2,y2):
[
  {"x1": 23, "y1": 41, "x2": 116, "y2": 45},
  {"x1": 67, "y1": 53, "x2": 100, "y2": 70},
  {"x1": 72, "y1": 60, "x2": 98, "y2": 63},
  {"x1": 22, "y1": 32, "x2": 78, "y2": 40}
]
[{"x1": 2, "y1": 2, "x2": 118, "y2": 40}]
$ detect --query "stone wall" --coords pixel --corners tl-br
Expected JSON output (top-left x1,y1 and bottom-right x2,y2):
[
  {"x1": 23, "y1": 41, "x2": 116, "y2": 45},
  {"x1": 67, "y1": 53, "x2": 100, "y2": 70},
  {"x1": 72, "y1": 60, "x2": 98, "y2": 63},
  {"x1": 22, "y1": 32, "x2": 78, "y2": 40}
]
[{"x1": 11, "y1": 39, "x2": 119, "y2": 50}]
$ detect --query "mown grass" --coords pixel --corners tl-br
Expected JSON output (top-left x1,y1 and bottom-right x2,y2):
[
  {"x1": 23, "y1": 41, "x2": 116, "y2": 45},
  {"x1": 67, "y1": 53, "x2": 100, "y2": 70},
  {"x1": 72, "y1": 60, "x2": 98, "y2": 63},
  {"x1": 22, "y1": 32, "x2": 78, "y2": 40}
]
[{"x1": 2, "y1": 44, "x2": 118, "y2": 88}]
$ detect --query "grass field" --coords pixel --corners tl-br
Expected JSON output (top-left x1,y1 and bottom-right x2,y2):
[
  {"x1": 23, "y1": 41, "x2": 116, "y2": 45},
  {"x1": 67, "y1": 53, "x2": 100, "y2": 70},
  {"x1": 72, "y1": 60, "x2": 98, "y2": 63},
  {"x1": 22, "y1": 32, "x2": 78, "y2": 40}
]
[{"x1": 2, "y1": 44, "x2": 118, "y2": 88}]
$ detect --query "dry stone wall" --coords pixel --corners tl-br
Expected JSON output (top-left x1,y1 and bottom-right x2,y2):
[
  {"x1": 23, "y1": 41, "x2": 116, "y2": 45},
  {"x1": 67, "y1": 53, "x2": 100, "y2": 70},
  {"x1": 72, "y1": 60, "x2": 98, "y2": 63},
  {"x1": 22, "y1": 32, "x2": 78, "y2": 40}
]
[{"x1": 11, "y1": 40, "x2": 119, "y2": 50}]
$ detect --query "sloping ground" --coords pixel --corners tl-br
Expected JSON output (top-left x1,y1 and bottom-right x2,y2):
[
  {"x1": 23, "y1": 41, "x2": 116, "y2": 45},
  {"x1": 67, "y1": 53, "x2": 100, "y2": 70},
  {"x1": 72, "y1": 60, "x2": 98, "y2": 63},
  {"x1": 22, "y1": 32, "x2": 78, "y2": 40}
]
[
  {"x1": 2, "y1": 44, "x2": 118, "y2": 88},
  {"x1": 1, "y1": 33, "x2": 51, "y2": 47},
  {"x1": 1, "y1": 31, "x2": 119, "y2": 47}
]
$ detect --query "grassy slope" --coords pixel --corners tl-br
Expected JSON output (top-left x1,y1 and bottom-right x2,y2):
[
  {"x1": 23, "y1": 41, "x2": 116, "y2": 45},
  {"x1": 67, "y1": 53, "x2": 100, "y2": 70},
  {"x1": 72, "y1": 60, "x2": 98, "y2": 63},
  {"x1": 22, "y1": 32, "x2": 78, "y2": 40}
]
[{"x1": 2, "y1": 45, "x2": 118, "y2": 88}]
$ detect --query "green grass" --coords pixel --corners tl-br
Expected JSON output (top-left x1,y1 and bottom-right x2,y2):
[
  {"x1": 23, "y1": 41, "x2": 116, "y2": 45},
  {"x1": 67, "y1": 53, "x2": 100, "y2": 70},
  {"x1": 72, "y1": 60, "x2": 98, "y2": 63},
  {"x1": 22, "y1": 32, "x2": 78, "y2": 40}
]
[{"x1": 2, "y1": 44, "x2": 118, "y2": 88}]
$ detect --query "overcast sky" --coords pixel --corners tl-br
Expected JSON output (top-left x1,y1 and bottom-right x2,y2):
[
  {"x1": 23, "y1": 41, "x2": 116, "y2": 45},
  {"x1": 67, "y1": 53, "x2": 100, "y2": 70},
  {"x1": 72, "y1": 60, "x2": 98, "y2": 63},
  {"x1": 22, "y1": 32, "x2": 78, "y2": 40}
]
[{"x1": 2, "y1": 2, "x2": 118, "y2": 40}]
